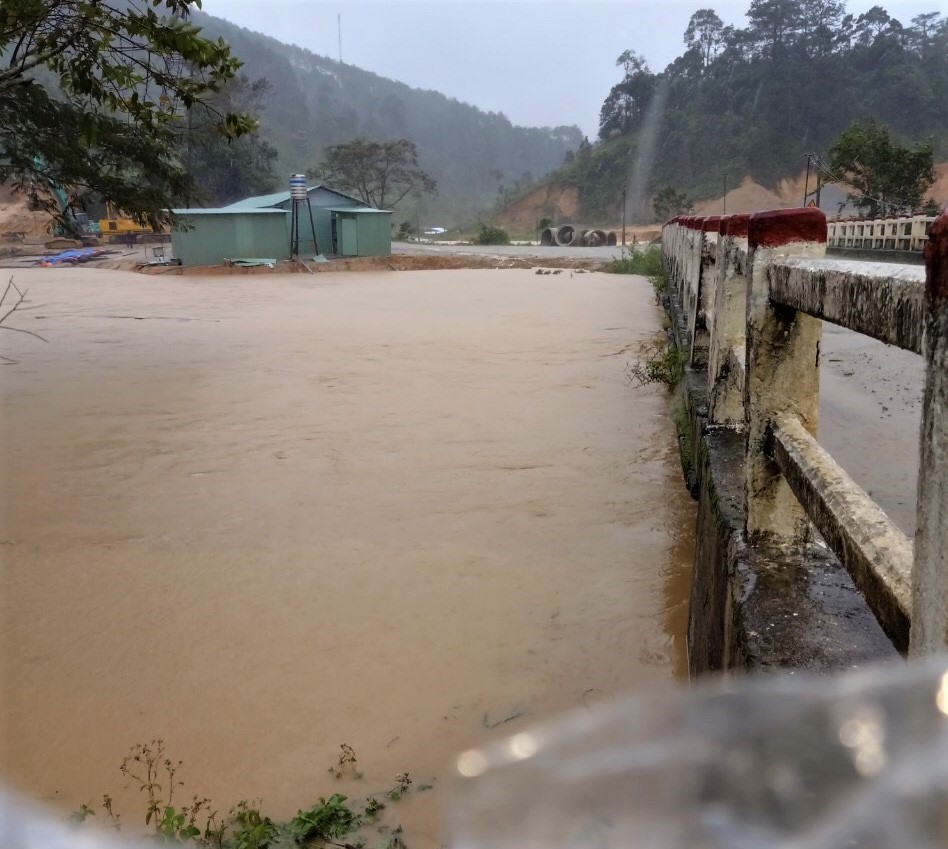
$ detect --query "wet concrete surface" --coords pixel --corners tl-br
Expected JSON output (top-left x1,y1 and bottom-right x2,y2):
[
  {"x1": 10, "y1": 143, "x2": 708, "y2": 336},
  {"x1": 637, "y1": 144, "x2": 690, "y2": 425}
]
[{"x1": 820, "y1": 322, "x2": 923, "y2": 537}]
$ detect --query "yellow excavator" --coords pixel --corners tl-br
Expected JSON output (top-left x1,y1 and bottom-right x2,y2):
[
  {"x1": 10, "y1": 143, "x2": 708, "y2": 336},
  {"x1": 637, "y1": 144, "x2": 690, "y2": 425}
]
[{"x1": 98, "y1": 204, "x2": 164, "y2": 242}]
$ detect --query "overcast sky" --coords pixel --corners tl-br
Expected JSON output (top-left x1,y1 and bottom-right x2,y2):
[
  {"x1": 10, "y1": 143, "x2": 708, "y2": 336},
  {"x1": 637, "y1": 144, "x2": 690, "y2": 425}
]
[{"x1": 202, "y1": 0, "x2": 943, "y2": 137}]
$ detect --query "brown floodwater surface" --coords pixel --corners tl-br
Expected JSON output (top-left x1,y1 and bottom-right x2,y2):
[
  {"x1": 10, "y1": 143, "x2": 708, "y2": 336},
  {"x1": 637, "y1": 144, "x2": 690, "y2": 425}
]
[{"x1": 0, "y1": 268, "x2": 694, "y2": 846}]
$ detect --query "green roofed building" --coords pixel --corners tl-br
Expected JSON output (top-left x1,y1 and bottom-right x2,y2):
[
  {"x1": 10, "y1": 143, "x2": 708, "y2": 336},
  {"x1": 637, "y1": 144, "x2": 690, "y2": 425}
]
[
  {"x1": 223, "y1": 185, "x2": 392, "y2": 259},
  {"x1": 170, "y1": 183, "x2": 392, "y2": 267}
]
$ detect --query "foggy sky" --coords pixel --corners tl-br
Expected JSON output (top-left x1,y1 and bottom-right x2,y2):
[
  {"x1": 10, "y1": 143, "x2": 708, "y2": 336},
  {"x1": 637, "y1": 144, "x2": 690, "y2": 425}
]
[{"x1": 202, "y1": 0, "x2": 943, "y2": 137}]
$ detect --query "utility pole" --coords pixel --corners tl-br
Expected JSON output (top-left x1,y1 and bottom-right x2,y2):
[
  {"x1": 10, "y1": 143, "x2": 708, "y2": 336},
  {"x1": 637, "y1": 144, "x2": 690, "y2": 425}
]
[
  {"x1": 621, "y1": 186, "x2": 627, "y2": 247},
  {"x1": 338, "y1": 13, "x2": 343, "y2": 63},
  {"x1": 723, "y1": 172, "x2": 728, "y2": 215},
  {"x1": 815, "y1": 163, "x2": 823, "y2": 209},
  {"x1": 803, "y1": 153, "x2": 812, "y2": 207}
]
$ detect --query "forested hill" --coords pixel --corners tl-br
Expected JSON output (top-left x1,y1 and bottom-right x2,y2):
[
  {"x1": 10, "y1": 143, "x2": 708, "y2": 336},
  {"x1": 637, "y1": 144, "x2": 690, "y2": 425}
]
[
  {"x1": 190, "y1": 10, "x2": 583, "y2": 223},
  {"x1": 549, "y1": 1, "x2": 948, "y2": 221}
]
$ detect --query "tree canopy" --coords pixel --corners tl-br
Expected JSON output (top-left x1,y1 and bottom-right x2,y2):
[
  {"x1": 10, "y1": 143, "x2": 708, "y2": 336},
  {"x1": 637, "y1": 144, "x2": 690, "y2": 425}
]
[
  {"x1": 185, "y1": 75, "x2": 279, "y2": 205},
  {"x1": 828, "y1": 119, "x2": 935, "y2": 216},
  {"x1": 0, "y1": 0, "x2": 255, "y2": 226},
  {"x1": 309, "y1": 139, "x2": 436, "y2": 210},
  {"x1": 548, "y1": 0, "x2": 947, "y2": 222},
  {"x1": 653, "y1": 186, "x2": 694, "y2": 221}
]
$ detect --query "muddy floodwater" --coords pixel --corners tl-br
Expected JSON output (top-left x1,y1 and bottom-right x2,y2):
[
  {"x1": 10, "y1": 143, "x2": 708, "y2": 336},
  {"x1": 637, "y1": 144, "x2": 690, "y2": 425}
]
[{"x1": 1, "y1": 267, "x2": 694, "y2": 845}]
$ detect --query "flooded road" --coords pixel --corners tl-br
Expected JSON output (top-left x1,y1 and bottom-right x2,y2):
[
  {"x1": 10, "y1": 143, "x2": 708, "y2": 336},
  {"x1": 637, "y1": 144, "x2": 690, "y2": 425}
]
[
  {"x1": 1, "y1": 268, "x2": 694, "y2": 844},
  {"x1": 820, "y1": 322, "x2": 924, "y2": 537}
]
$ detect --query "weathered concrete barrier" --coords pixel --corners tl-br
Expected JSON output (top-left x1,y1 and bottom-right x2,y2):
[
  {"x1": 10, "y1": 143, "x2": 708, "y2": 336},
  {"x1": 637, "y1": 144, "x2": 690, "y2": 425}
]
[
  {"x1": 828, "y1": 214, "x2": 935, "y2": 253},
  {"x1": 663, "y1": 208, "x2": 948, "y2": 674}
]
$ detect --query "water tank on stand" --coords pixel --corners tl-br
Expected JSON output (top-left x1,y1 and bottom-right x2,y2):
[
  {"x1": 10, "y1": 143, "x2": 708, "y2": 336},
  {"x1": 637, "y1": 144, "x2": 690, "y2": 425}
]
[{"x1": 290, "y1": 174, "x2": 308, "y2": 201}]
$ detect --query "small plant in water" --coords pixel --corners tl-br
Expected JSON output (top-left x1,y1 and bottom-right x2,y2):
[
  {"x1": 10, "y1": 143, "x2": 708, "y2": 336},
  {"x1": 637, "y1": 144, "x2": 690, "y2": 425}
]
[
  {"x1": 602, "y1": 245, "x2": 663, "y2": 277},
  {"x1": 363, "y1": 797, "x2": 386, "y2": 821},
  {"x1": 627, "y1": 343, "x2": 686, "y2": 389},
  {"x1": 385, "y1": 774, "x2": 412, "y2": 802},
  {"x1": 329, "y1": 743, "x2": 363, "y2": 780},
  {"x1": 290, "y1": 793, "x2": 360, "y2": 842},
  {"x1": 230, "y1": 801, "x2": 277, "y2": 849},
  {"x1": 70, "y1": 803, "x2": 96, "y2": 823},
  {"x1": 70, "y1": 742, "x2": 416, "y2": 848}
]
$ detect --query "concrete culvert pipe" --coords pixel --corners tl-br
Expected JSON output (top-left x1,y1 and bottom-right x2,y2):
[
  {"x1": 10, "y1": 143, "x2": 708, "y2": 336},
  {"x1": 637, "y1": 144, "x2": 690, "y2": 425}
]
[
  {"x1": 606, "y1": 231, "x2": 618, "y2": 246},
  {"x1": 586, "y1": 229, "x2": 607, "y2": 247},
  {"x1": 540, "y1": 227, "x2": 555, "y2": 246},
  {"x1": 555, "y1": 224, "x2": 577, "y2": 246}
]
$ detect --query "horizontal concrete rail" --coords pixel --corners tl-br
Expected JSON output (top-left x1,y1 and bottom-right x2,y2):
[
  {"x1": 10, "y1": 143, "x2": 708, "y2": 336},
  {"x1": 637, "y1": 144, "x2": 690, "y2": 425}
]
[
  {"x1": 769, "y1": 257, "x2": 926, "y2": 354},
  {"x1": 772, "y1": 414, "x2": 913, "y2": 651}
]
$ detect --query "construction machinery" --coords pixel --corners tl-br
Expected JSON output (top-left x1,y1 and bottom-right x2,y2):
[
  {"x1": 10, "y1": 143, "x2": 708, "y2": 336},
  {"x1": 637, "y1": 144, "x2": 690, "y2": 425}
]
[
  {"x1": 98, "y1": 204, "x2": 158, "y2": 242},
  {"x1": 28, "y1": 157, "x2": 101, "y2": 244}
]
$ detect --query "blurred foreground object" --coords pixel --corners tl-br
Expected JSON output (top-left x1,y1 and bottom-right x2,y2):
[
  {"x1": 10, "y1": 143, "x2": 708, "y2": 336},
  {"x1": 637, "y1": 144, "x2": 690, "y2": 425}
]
[{"x1": 450, "y1": 658, "x2": 948, "y2": 848}]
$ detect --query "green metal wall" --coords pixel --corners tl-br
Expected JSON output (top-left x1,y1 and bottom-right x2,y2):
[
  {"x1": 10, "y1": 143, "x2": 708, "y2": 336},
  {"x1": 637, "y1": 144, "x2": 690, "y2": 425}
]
[
  {"x1": 171, "y1": 213, "x2": 289, "y2": 266},
  {"x1": 270, "y1": 198, "x2": 391, "y2": 258},
  {"x1": 355, "y1": 213, "x2": 392, "y2": 256}
]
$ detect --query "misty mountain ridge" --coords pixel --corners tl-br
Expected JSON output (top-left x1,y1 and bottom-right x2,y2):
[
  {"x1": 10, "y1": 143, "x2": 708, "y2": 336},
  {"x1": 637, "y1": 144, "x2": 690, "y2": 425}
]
[{"x1": 191, "y1": 10, "x2": 584, "y2": 224}]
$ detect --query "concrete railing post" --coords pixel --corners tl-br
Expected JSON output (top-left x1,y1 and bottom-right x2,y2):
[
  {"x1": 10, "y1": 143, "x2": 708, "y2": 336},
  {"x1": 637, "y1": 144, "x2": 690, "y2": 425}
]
[
  {"x1": 667, "y1": 218, "x2": 684, "y2": 301},
  {"x1": 684, "y1": 218, "x2": 705, "y2": 359},
  {"x1": 744, "y1": 208, "x2": 827, "y2": 542},
  {"x1": 690, "y1": 217, "x2": 720, "y2": 367},
  {"x1": 678, "y1": 218, "x2": 692, "y2": 316},
  {"x1": 708, "y1": 214, "x2": 750, "y2": 426},
  {"x1": 910, "y1": 212, "x2": 948, "y2": 655}
]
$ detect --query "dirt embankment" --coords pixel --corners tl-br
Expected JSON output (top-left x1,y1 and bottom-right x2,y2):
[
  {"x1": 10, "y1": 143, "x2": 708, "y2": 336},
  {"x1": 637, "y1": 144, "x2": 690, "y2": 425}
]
[
  {"x1": 137, "y1": 253, "x2": 610, "y2": 276},
  {"x1": 0, "y1": 183, "x2": 53, "y2": 241},
  {"x1": 927, "y1": 162, "x2": 948, "y2": 206},
  {"x1": 493, "y1": 183, "x2": 581, "y2": 232},
  {"x1": 693, "y1": 175, "x2": 790, "y2": 216},
  {"x1": 496, "y1": 163, "x2": 948, "y2": 231}
]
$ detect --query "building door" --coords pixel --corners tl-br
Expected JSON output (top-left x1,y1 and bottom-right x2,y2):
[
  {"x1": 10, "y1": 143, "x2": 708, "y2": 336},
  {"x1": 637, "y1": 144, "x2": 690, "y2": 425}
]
[
  {"x1": 341, "y1": 217, "x2": 359, "y2": 256},
  {"x1": 331, "y1": 216, "x2": 339, "y2": 255}
]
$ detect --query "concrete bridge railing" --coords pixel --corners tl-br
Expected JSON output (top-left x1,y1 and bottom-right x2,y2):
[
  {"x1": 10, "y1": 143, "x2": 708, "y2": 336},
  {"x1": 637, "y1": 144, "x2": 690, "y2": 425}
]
[
  {"x1": 828, "y1": 214, "x2": 935, "y2": 253},
  {"x1": 662, "y1": 208, "x2": 948, "y2": 667}
]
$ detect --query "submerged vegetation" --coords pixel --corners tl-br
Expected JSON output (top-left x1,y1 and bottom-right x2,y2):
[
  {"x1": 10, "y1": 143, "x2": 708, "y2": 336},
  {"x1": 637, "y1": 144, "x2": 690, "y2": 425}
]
[
  {"x1": 627, "y1": 343, "x2": 686, "y2": 390},
  {"x1": 473, "y1": 223, "x2": 511, "y2": 245},
  {"x1": 602, "y1": 245, "x2": 663, "y2": 277},
  {"x1": 611, "y1": 250, "x2": 683, "y2": 391},
  {"x1": 70, "y1": 740, "x2": 428, "y2": 849}
]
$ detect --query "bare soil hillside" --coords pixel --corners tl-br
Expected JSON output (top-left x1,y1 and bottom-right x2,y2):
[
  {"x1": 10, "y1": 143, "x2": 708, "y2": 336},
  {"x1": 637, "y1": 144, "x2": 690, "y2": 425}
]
[
  {"x1": 494, "y1": 183, "x2": 581, "y2": 231},
  {"x1": 0, "y1": 184, "x2": 52, "y2": 241},
  {"x1": 693, "y1": 176, "x2": 790, "y2": 216},
  {"x1": 927, "y1": 163, "x2": 948, "y2": 206}
]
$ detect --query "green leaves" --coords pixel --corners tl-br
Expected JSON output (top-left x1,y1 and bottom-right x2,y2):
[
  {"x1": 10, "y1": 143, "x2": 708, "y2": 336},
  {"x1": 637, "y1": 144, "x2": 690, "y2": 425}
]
[
  {"x1": 289, "y1": 794, "x2": 359, "y2": 842},
  {"x1": 310, "y1": 139, "x2": 437, "y2": 210},
  {"x1": 0, "y1": 0, "x2": 253, "y2": 223},
  {"x1": 230, "y1": 802, "x2": 278, "y2": 849},
  {"x1": 828, "y1": 118, "x2": 936, "y2": 216},
  {"x1": 158, "y1": 806, "x2": 202, "y2": 841}
]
